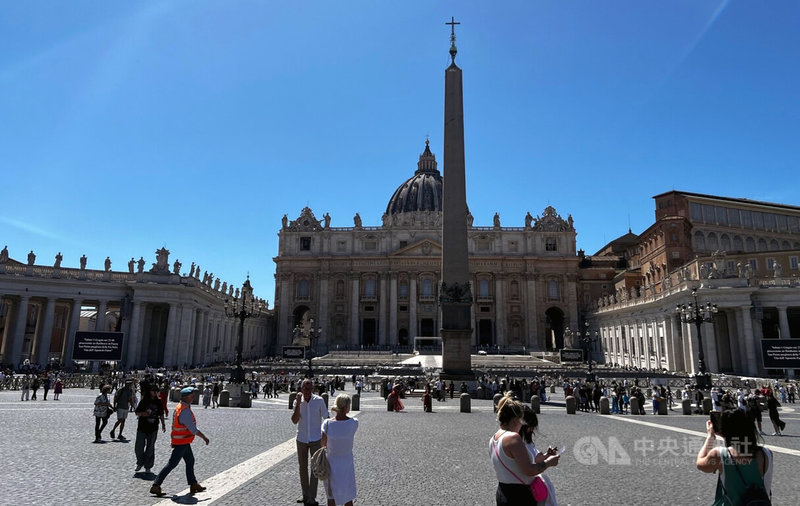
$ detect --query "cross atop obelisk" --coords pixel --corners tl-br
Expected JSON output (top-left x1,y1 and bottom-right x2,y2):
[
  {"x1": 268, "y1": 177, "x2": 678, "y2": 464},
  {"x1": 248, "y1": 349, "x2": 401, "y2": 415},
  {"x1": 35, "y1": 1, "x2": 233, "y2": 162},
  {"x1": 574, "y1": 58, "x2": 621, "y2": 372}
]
[
  {"x1": 440, "y1": 18, "x2": 472, "y2": 377},
  {"x1": 446, "y1": 17, "x2": 460, "y2": 64}
]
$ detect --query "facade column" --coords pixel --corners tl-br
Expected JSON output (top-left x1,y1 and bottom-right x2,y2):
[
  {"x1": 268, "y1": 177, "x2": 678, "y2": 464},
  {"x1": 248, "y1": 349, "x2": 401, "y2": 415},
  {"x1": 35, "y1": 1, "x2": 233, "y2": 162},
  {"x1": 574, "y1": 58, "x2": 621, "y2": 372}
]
[
  {"x1": 349, "y1": 276, "x2": 359, "y2": 347},
  {"x1": 640, "y1": 321, "x2": 650, "y2": 369},
  {"x1": 277, "y1": 274, "x2": 292, "y2": 347},
  {"x1": 777, "y1": 305, "x2": 792, "y2": 339},
  {"x1": 389, "y1": 274, "x2": 398, "y2": 347},
  {"x1": 495, "y1": 276, "x2": 506, "y2": 346},
  {"x1": 35, "y1": 298, "x2": 56, "y2": 367},
  {"x1": 409, "y1": 276, "x2": 417, "y2": 341},
  {"x1": 378, "y1": 274, "x2": 388, "y2": 346},
  {"x1": 95, "y1": 300, "x2": 108, "y2": 332},
  {"x1": 667, "y1": 315, "x2": 684, "y2": 372},
  {"x1": 654, "y1": 320, "x2": 665, "y2": 370},
  {"x1": 318, "y1": 277, "x2": 329, "y2": 347},
  {"x1": 126, "y1": 301, "x2": 143, "y2": 368},
  {"x1": 524, "y1": 274, "x2": 538, "y2": 349},
  {"x1": 63, "y1": 298, "x2": 83, "y2": 368},
  {"x1": 685, "y1": 321, "x2": 699, "y2": 375}
]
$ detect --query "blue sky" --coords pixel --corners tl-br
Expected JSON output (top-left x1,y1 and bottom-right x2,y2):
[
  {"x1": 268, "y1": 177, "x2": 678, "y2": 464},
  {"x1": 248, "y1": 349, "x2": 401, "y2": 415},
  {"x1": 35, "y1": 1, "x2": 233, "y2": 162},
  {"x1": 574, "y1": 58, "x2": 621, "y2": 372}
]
[{"x1": 1, "y1": 1, "x2": 798, "y2": 303}]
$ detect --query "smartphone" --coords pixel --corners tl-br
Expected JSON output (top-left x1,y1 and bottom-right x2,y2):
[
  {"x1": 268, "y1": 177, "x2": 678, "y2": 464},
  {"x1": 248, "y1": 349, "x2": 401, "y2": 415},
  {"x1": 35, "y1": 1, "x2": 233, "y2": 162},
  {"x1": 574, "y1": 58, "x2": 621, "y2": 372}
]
[{"x1": 710, "y1": 411, "x2": 722, "y2": 434}]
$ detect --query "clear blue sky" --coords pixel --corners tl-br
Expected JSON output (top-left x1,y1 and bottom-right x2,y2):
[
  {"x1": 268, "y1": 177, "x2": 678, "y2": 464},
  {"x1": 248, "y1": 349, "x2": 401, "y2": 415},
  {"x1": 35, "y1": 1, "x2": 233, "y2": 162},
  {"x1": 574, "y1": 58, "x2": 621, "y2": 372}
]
[{"x1": 1, "y1": 1, "x2": 798, "y2": 304}]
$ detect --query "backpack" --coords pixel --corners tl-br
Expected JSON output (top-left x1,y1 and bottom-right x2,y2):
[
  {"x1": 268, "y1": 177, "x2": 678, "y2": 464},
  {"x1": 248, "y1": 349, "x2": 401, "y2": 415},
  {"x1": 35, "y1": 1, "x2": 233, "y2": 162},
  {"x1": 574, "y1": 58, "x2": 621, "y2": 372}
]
[{"x1": 720, "y1": 448, "x2": 771, "y2": 506}]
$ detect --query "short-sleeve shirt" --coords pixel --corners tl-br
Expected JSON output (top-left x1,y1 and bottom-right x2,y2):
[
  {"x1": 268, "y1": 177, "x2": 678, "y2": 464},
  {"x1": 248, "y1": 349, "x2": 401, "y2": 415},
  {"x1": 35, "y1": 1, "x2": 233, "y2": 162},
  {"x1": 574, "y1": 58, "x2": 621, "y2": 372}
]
[
  {"x1": 293, "y1": 394, "x2": 328, "y2": 443},
  {"x1": 135, "y1": 397, "x2": 164, "y2": 434}
]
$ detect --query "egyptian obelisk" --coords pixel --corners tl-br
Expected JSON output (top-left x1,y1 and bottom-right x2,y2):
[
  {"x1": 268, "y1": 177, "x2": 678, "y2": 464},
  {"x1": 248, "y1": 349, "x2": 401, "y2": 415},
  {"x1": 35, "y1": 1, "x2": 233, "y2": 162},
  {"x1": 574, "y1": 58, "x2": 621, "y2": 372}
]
[{"x1": 440, "y1": 17, "x2": 473, "y2": 376}]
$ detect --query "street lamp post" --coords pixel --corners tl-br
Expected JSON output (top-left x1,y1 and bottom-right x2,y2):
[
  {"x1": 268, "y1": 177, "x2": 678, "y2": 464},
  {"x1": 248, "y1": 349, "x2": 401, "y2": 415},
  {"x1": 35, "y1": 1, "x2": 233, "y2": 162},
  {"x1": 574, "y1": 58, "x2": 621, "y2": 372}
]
[
  {"x1": 293, "y1": 319, "x2": 321, "y2": 378},
  {"x1": 676, "y1": 288, "x2": 717, "y2": 390},
  {"x1": 224, "y1": 278, "x2": 261, "y2": 384},
  {"x1": 578, "y1": 321, "x2": 599, "y2": 381}
]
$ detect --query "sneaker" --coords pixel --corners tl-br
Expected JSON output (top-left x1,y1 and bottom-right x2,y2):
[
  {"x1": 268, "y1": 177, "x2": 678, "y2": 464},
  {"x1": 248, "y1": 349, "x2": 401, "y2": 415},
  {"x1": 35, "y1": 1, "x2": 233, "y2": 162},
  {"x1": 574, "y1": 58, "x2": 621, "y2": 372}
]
[
  {"x1": 149, "y1": 484, "x2": 165, "y2": 497},
  {"x1": 759, "y1": 430, "x2": 767, "y2": 435},
  {"x1": 118, "y1": 435, "x2": 127, "y2": 441},
  {"x1": 110, "y1": 430, "x2": 115, "y2": 439},
  {"x1": 135, "y1": 464, "x2": 143, "y2": 472},
  {"x1": 772, "y1": 432, "x2": 778, "y2": 436},
  {"x1": 189, "y1": 483, "x2": 207, "y2": 494}
]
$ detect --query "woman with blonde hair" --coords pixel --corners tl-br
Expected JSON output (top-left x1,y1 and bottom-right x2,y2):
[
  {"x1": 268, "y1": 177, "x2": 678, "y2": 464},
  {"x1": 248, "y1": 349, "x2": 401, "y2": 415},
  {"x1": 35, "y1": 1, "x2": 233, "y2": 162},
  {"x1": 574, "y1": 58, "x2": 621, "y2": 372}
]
[
  {"x1": 490, "y1": 393, "x2": 560, "y2": 505},
  {"x1": 321, "y1": 394, "x2": 359, "y2": 506}
]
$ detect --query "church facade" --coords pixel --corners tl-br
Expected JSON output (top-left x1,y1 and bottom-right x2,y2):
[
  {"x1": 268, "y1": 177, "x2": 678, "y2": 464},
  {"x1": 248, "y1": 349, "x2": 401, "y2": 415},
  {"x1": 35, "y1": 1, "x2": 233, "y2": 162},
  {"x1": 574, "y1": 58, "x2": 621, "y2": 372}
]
[{"x1": 273, "y1": 141, "x2": 582, "y2": 353}]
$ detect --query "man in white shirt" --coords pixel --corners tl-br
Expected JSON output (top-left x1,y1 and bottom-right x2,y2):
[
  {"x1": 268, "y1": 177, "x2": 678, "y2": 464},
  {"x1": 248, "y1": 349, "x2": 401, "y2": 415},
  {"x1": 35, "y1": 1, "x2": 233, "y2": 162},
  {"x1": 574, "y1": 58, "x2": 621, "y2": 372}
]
[{"x1": 291, "y1": 379, "x2": 329, "y2": 506}]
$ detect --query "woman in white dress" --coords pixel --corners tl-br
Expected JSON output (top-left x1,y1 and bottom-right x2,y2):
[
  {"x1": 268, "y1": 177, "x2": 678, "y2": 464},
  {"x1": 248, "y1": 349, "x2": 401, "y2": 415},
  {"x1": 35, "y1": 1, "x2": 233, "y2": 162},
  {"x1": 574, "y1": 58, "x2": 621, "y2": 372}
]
[{"x1": 321, "y1": 394, "x2": 359, "y2": 506}]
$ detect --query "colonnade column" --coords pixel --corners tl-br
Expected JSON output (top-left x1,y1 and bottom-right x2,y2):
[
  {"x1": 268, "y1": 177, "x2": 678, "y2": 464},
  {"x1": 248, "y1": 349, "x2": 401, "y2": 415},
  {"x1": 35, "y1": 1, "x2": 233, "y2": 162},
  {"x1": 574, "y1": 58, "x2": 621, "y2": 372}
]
[
  {"x1": 703, "y1": 320, "x2": 719, "y2": 373},
  {"x1": 63, "y1": 298, "x2": 83, "y2": 368},
  {"x1": 95, "y1": 300, "x2": 107, "y2": 332},
  {"x1": 667, "y1": 315, "x2": 684, "y2": 372},
  {"x1": 738, "y1": 306, "x2": 757, "y2": 375},
  {"x1": 162, "y1": 304, "x2": 179, "y2": 367},
  {"x1": 318, "y1": 278, "x2": 328, "y2": 347},
  {"x1": 35, "y1": 298, "x2": 56, "y2": 367},
  {"x1": 777, "y1": 305, "x2": 794, "y2": 380},
  {"x1": 7, "y1": 296, "x2": 30, "y2": 368},
  {"x1": 725, "y1": 310, "x2": 743, "y2": 374},
  {"x1": 126, "y1": 301, "x2": 142, "y2": 368}
]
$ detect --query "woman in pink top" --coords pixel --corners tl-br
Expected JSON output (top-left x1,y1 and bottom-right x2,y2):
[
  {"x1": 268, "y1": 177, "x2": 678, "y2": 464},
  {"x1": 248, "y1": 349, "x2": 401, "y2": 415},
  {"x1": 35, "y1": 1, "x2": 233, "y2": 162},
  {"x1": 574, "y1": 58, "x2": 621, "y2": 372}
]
[{"x1": 490, "y1": 393, "x2": 559, "y2": 505}]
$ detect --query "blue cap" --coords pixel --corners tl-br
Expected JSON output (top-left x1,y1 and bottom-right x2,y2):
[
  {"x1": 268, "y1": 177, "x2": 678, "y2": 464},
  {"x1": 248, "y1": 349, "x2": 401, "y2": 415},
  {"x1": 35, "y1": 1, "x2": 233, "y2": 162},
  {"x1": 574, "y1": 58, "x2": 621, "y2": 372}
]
[{"x1": 180, "y1": 387, "x2": 196, "y2": 396}]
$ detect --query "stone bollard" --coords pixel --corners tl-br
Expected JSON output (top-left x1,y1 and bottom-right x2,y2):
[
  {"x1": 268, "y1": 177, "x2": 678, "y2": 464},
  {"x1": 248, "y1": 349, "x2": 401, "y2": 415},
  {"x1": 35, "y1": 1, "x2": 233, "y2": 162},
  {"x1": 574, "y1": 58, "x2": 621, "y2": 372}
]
[
  {"x1": 658, "y1": 398, "x2": 668, "y2": 415},
  {"x1": 550, "y1": 385, "x2": 556, "y2": 394},
  {"x1": 476, "y1": 387, "x2": 484, "y2": 400},
  {"x1": 191, "y1": 391, "x2": 200, "y2": 405},
  {"x1": 702, "y1": 398, "x2": 712, "y2": 415},
  {"x1": 387, "y1": 395, "x2": 395, "y2": 411},
  {"x1": 239, "y1": 392, "x2": 252, "y2": 408},
  {"x1": 682, "y1": 398, "x2": 692, "y2": 415},
  {"x1": 352, "y1": 393, "x2": 360, "y2": 411},
  {"x1": 460, "y1": 393, "x2": 471, "y2": 413},
  {"x1": 170, "y1": 388, "x2": 181, "y2": 403},
  {"x1": 646, "y1": 388, "x2": 652, "y2": 398},
  {"x1": 531, "y1": 396, "x2": 541, "y2": 414},
  {"x1": 289, "y1": 391, "x2": 297, "y2": 410},
  {"x1": 600, "y1": 397, "x2": 610, "y2": 415},
  {"x1": 566, "y1": 395, "x2": 577, "y2": 414},
  {"x1": 321, "y1": 392, "x2": 329, "y2": 408},
  {"x1": 220, "y1": 390, "x2": 230, "y2": 407},
  {"x1": 493, "y1": 393, "x2": 503, "y2": 413},
  {"x1": 630, "y1": 396, "x2": 641, "y2": 415}
]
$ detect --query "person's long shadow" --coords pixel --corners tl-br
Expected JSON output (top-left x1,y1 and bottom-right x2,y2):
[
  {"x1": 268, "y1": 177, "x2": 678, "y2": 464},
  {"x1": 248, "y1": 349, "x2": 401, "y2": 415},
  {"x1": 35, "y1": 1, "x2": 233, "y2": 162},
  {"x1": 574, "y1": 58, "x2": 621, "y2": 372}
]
[{"x1": 133, "y1": 471, "x2": 156, "y2": 481}]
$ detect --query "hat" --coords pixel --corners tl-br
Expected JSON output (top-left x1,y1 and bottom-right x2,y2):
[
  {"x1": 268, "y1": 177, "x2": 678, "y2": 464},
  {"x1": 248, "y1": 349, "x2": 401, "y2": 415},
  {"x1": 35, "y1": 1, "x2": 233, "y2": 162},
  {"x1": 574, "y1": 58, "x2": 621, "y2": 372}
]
[{"x1": 180, "y1": 386, "x2": 196, "y2": 396}]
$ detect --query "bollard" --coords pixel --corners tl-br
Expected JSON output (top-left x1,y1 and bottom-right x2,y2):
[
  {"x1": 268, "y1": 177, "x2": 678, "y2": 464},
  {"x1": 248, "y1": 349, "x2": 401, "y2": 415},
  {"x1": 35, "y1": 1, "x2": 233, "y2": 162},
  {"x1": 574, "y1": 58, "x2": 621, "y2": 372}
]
[
  {"x1": 493, "y1": 393, "x2": 503, "y2": 413},
  {"x1": 682, "y1": 398, "x2": 692, "y2": 415},
  {"x1": 387, "y1": 395, "x2": 395, "y2": 411},
  {"x1": 646, "y1": 388, "x2": 652, "y2": 399},
  {"x1": 658, "y1": 398, "x2": 668, "y2": 415},
  {"x1": 565, "y1": 395, "x2": 577, "y2": 414},
  {"x1": 239, "y1": 392, "x2": 252, "y2": 408},
  {"x1": 702, "y1": 398, "x2": 712, "y2": 415},
  {"x1": 191, "y1": 391, "x2": 200, "y2": 405},
  {"x1": 630, "y1": 396, "x2": 641, "y2": 415},
  {"x1": 321, "y1": 392, "x2": 329, "y2": 408},
  {"x1": 170, "y1": 388, "x2": 181, "y2": 403},
  {"x1": 600, "y1": 397, "x2": 610, "y2": 415},
  {"x1": 352, "y1": 393, "x2": 360, "y2": 411},
  {"x1": 531, "y1": 396, "x2": 541, "y2": 414},
  {"x1": 476, "y1": 387, "x2": 484, "y2": 400},
  {"x1": 219, "y1": 390, "x2": 230, "y2": 407},
  {"x1": 289, "y1": 391, "x2": 297, "y2": 410},
  {"x1": 550, "y1": 385, "x2": 556, "y2": 394},
  {"x1": 460, "y1": 393, "x2": 471, "y2": 413}
]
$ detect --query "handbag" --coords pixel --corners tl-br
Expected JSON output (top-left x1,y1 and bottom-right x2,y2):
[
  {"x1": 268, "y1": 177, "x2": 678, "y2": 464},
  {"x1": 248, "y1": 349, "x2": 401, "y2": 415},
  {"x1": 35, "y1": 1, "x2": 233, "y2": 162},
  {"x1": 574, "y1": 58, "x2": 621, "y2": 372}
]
[
  {"x1": 492, "y1": 438, "x2": 548, "y2": 502},
  {"x1": 311, "y1": 447, "x2": 330, "y2": 481}
]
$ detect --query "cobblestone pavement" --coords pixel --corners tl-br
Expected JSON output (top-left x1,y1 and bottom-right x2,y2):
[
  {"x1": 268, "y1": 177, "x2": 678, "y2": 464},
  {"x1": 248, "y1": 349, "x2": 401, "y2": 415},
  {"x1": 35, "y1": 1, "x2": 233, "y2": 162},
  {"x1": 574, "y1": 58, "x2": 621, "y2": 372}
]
[{"x1": 2, "y1": 387, "x2": 799, "y2": 505}]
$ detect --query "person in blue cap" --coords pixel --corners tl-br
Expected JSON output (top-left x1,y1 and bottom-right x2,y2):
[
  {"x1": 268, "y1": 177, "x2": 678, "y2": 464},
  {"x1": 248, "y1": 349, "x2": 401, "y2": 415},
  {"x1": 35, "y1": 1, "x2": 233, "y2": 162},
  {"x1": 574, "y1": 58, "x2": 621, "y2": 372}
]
[{"x1": 149, "y1": 386, "x2": 210, "y2": 497}]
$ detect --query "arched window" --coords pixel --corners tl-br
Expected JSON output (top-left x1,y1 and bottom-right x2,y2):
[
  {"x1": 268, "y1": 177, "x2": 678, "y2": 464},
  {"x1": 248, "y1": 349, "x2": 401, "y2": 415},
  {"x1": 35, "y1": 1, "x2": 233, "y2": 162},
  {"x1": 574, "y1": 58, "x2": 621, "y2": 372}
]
[
  {"x1": 510, "y1": 280, "x2": 520, "y2": 299},
  {"x1": 364, "y1": 278, "x2": 376, "y2": 298},
  {"x1": 769, "y1": 239, "x2": 779, "y2": 251},
  {"x1": 745, "y1": 237, "x2": 756, "y2": 252},
  {"x1": 547, "y1": 280, "x2": 559, "y2": 300},
  {"x1": 421, "y1": 278, "x2": 433, "y2": 297},
  {"x1": 707, "y1": 232, "x2": 718, "y2": 250},
  {"x1": 757, "y1": 238, "x2": 767, "y2": 251},
  {"x1": 694, "y1": 231, "x2": 705, "y2": 250},
  {"x1": 335, "y1": 280, "x2": 345, "y2": 297},
  {"x1": 399, "y1": 281, "x2": 408, "y2": 299},
  {"x1": 298, "y1": 280, "x2": 309, "y2": 300},
  {"x1": 478, "y1": 279, "x2": 490, "y2": 298},
  {"x1": 720, "y1": 234, "x2": 731, "y2": 251},
  {"x1": 733, "y1": 236, "x2": 743, "y2": 251}
]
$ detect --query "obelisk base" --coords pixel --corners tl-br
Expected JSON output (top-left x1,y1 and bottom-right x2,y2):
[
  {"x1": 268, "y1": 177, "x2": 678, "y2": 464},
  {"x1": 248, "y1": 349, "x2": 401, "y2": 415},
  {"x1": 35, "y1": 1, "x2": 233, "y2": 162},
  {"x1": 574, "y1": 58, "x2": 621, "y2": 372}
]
[{"x1": 441, "y1": 328, "x2": 473, "y2": 377}]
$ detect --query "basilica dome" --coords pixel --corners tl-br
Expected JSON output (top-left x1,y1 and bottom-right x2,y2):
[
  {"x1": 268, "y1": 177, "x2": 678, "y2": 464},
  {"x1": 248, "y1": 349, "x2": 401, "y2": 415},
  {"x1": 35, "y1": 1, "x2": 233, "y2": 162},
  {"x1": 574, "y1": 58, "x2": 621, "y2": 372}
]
[{"x1": 385, "y1": 140, "x2": 443, "y2": 215}]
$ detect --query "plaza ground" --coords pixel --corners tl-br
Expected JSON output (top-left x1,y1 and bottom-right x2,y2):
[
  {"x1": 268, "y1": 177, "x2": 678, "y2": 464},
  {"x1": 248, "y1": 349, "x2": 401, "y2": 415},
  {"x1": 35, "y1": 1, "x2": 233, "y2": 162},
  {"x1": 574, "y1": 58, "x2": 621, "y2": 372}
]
[{"x1": 2, "y1": 386, "x2": 800, "y2": 505}]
